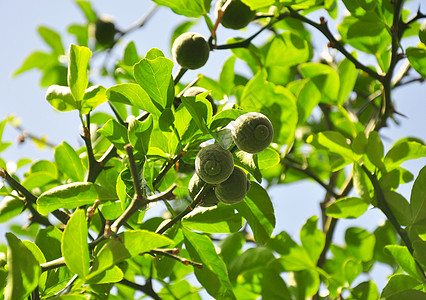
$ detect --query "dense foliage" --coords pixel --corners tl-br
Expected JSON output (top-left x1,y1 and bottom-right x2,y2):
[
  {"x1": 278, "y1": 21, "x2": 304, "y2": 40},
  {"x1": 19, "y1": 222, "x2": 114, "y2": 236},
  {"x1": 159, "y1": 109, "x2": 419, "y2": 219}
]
[{"x1": 1, "y1": 0, "x2": 426, "y2": 299}]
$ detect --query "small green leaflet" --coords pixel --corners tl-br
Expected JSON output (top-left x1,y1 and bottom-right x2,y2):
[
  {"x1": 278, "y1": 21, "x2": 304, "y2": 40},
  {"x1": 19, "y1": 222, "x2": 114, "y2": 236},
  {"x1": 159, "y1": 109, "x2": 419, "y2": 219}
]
[
  {"x1": 151, "y1": 0, "x2": 210, "y2": 18},
  {"x1": 5, "y1": 233, "x2": 41, "y2": 300},
  {"x1": 68, "y1": 44, "x2": 91, "y2": 101},
  {"x1": 183, "y1": 227, "x2": 236, "y2": 299},
  {"x1": 37, "y1": 182, "x2": 116, "y2": 215},
  {"x1": 54, "y1": 141, "x2": 85, "y2": 181},
  {"x1": 61, "y1": 209, "x2": 90, "y2": 279}
]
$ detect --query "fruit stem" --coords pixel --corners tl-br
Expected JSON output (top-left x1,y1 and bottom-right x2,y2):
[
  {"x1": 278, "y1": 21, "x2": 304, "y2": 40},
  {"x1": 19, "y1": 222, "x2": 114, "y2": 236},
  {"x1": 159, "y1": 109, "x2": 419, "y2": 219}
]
[
  {"x1": 157, "y1": 183, "x2": 211, "y2": 234},
  {"x1": 174, "y1": 67, "x2": 188, "y2": 85}
]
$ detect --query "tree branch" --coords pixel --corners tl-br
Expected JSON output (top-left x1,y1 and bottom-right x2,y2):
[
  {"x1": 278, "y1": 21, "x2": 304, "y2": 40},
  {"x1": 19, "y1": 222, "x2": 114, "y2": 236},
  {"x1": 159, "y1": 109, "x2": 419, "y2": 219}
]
[
  {"x1": 110, "y1": 144, "x2": 149, "y2": 233},
  {"x1": 150, "y1": 248, "x2": 203, "y2": 269},
  {"x1": 0, "y1": 168, "x2": 67, "y2": 225},
  {"x1": 157, "y1": 183, "x2": 211, "y2": 234},
  {"x1": 361, "y1": 165, "x2": 426, "y2": 279},
  {"x1": 119, "y1": 278, "x2": 161, "y2": 300},
  {"x1": 283, "y1": 156, "x2": 340, "y2": 199},
  {"x1": 286, "y1": 8, "x2": 384, "y2": 82}
]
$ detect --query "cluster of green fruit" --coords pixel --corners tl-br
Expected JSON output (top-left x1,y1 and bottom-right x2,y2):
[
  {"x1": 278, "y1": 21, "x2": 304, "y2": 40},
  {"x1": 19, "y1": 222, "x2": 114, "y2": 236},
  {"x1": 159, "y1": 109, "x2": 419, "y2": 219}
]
[
  {"x1": 172, "y1": 0, "x2": 255, "y2": 70},
  {"x1": 188, "y1": 112, "x2": 273, "y2": 206}
]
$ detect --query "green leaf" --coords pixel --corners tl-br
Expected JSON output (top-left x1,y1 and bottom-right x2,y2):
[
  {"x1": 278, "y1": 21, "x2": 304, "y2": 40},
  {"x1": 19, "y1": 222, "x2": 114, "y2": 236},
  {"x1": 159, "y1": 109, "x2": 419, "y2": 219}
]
[
  {"x1": 234, "y1": 182, "x2": 275, "y2": 244},
  {"x1": 385, "y1": 245, "x2": 424, "y2": 281},
  {"x1": 298, "y1": 63, "x2": 340, "y2": 103},
  {"x1": 38, "y1": 26, "x2": 65, "y2": 55},
  {"x1": 35, "y1": 226, "x2": 63, "y2": 261},
  {"x1": 13, "y1": 51, "x2": 56, "y2": 76},
  {"x1": 22, "y1": 241, "x2": 47, "y2": 290},
  {"x1": 296, "y1": 79, "x2": 321, "y2": 124},
  {"x1": 366, "y1": 131, "x2": 385, "y2": 170},
  {"x1": 76, "y1": 0, "x2": 98, "y2": 22},
  {"x1": 106, "y1": 83, "x2": 161, "y2": 115},
  {"x1": 241, "y1": 0, "x2": 275, "y2": 10},
  {"x1": 62, "y1": 209, "x2": 90, "y2": 279},
  {"x1": 151, "y1": 0, "x2": 210, "y2": 18},
  {"x1": 219, "y1": 233, "x2": 245, "y2": 266},
  {"x1": 326, "y1": 197, "x2": 370, "y2": 219},
  {"x1": 80, "y1": 85, "x2": 108, "y2": 114},
  {"x1": 88, "y1": 240, "x2": 130, "y2": 280},
  {"x1": 45, "y1": 85, "x2": 78, "y2": 112},
  {"x1": 134, "y1": 56, "x2": 174, "y2": 110},
  {"x1": 68, "y1": 24, "x2": 89, "y2": 47},
  {"x1": 381, "y1": 274, "x2": 422, "y2": 298},
  {"x1": 5, "y1": 233, "x2": 41, "y2": 300},
  {"x1": 89, "y1": 230, "x2": 171, "y2": 279},
  {"x1": 228, "y1": 247, "x2": 275, "y2": 282},
  {"x1": 219, "y1": 55, "x2": 236, "y2": 95},
  {"x1": 343, "y1": 257, "x2": 362, "y2": 284},
  {"x1": 159, "y1": 279, "x2": 202, "y2": 299},
  {"x1": 0, "y1": 195, "x2": 24, "y2": 223},
  {"x1": 338, "y1": 16, "x2": 390, "y2": 54},
  {"x1": 260, "y1": 267, "x2": 292, "y2": 300},
  {"x1": 37, "y1": 182, "x2": 116, "y2": 215},
  {"x1": 68, "y1": 44, "x2": 91, "y2": 101},
  {"x1": 350, "y1": 281, "x2": 379, "y2": 300},
  {"x1": 159, "y1": 107, "x2": 175, "y2": 132},
  {"x1": 345, "y1": 227, "x2": 375, "y2": 262},
  {"x1": 411, "y1": 165, "x2": 426, "y2": 226},
  {"x1": 85, "y1": 265, "x2": 123, "y2": 284},
  {"x1": 383, "y1": 190, "x2": 411, "y2": 226},
  {"x1": 300, "y1": 216, "x2": 325, "y2": 262},
  {"x1": 257, "y1": 147, "x2": 280, "y2": 170},
  {"x1": 240, "y1": 70, "x2": 298, "y2": 145},
  {"x1": 118, "y1": 230, "x2": 173, "y2": 257},
  {"x1": 265, "y1": 32, "x2": 312, "y2": 68},
  {"x1": 181, "y1": 93, "x2": 213, "y2": 135},
  {"x1": 353, "y1": 163, "x2": 373, "y2": 203},
  {"x1": 337, "y1": 57, "x2": 358, "y2": 105},
  {"x1": 122, "y1": 41, "x2": 140, "y2": 66},
  {"x1": 385, "y1": 290, "x2": 426, "y2": 300},
  {"x1": 182, "y1": 204, "x2": 244, "y2": 234},
  {"x1": 407, "y1": 46, "x2": 426, "y2": 78},
  {"x1": 182, "y1": 227, "x2": 236, "y2": 299},
  {"x1": 233, "y1": 150, "x2": 262, "y2": 182},
  {"x1": 267, "y1": 231, "x2": 315, "y2": 270},
  {"x1": 384, "y1": 140, "x2": 426, "y2": 170},
  {"x1": 98, "y1": 119, "x2": 129, "y2": 150},
  {"x1": 55, "y1": 141, "x2": 85, "y2": 181},
  {"x1": 128, "y1": 115, "x2": 153, "y2": 157},
  {"x1": 294, "y1": 268, "x2": 320, "y2": 299},
  {"x1": 307, "y1": 131, "x2": 357, "y2": 161}
]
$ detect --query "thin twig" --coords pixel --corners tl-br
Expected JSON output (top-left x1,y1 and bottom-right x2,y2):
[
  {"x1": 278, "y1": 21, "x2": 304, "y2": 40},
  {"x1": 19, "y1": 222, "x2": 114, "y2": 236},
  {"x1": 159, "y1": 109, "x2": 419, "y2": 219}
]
[
  {"x1": 156, "y1": 183, "x2": 211, "y2": 234},
  {"x1": 150, "y1": 248, "x2": 203, "y2": 269},
  {"x1": 282, "y1": 157, "x2": 339, "y2": 199},
  {"x1": 286, "y1": 8, "x2": 384, "y2": 82},
  {"x1": 41, "y1": 257, "x2": 66, "y2": 273},
  {"x1": 0, "y1": 168, "x2": 68, "y2": 224},
  {"x1": 119, "y1": 278, "x2": 161, "y2": 300},
  {"x1": 174, "y1": 67, "x2": 188, "y2": 85},
  {"x1": 152, "y1": 153, "x2": 183, "y2": 189},
  {"x1": 110, "y1": 144, "x2": 149, "y2": 233},
  {"x1": 361, "y1": 165, "x2": 426, "y2": 279}
]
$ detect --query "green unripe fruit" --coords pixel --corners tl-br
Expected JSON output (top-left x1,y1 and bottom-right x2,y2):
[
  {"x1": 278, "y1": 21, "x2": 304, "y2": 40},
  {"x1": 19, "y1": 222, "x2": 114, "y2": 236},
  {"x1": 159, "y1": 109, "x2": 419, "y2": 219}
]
[
  {"x1": 232, "y1": 112, "x2": 274, "y2": 154},
  {"x1": 215, "y1": 166, "x2": 251, "y2": 204},
  {"x1": 172, "y1": 32, "x2": 210, "y2": 70},
  {"x1": 420, "y1": 20, "x2": 426, "y2": 45},
  {"x1": 95, "y1": 17, "x2": 116, "y2": 46},
  {"x1": 215, "y1": 0, "x2": 255, "y2": 30},
  {"x1": 188, "y1": 173, "x2": 219, "y2": 207},
  {"x1": 195, "y1": 144, "x2": 234, "y2": 184},
  {"x1": 183, "y1": 87, "x2": 217, "y2": 114}
]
